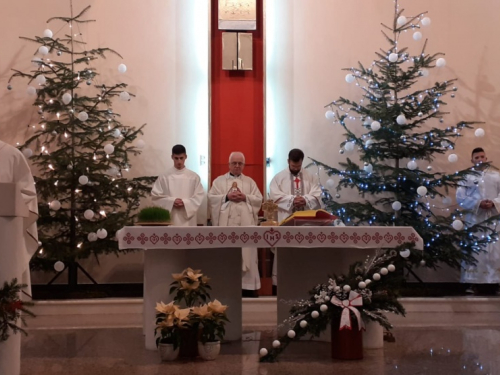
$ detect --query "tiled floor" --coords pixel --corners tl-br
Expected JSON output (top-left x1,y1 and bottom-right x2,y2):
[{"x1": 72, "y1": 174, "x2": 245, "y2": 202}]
[{"x1": 21, "y1": 326, "x2": 500, "y2": 375}]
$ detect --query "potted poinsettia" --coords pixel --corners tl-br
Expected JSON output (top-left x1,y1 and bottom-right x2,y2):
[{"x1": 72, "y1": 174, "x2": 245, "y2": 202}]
[
  {"x1": 154, "y1": 301, "x2": 190, "y2": 361},
  {"x1": 190, "y1": 299, "x2": 229, "y2": 360}
]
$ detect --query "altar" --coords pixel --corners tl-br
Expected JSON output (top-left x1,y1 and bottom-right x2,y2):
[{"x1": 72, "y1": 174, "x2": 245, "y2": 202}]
[{"x1": 118, "y1": 225, "x2": 422, "y2": 350}]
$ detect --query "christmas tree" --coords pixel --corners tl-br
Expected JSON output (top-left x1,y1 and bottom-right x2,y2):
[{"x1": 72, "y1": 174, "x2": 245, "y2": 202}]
[
  {"x1": 316, "y1": 1, "x2": 499, "y2": 270},
  {"x1": 6, "y1": 5, "x2": 155, "y2": 284}
]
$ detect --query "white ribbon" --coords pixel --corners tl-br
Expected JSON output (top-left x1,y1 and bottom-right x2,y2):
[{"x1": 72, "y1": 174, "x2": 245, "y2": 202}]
[{"x1": 330, "y1": 290, "x2": 365, "y2": 331}]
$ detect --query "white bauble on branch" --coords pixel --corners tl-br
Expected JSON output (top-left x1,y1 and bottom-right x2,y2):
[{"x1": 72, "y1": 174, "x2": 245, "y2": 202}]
[
  {"x1": 259, "y1": 348, "x2": 268, "y2": 357},
  {"x1": 420, "y1": 69, "x2": 429, "y2": 77},
  {"x1": 372, "y1": 273, "x2": 381, "y2": 281},
  {"x1": 84, "y1": 209, "x2": 94, "y2": 220},
  {"x1": 119, "y1": 91, "x2": 130, "y2": 101},
  {"x1": 287, "y1": 330, "x2": 296, "y2": 339},
  {"x1": 27, "y1": 86, "x2": 37, "y2": 96},
  {"x1": 135, "y1": 139, "x2": 145, "y2": 149},
  {"x1": 344, "y1": 142, "x2": 355, "y2": 152},
  {"x1": 400, "y1": 249, "x2": 411, "y2": 258},
  {"x1": 118, "y1": 63, "x2": 127, "y2": 73},
  {"x1": 43, "y1": 29, "x2": 53, "y2": 38},
  {"x1": 104, "y1": 144, "x2": 115, "y2": 155},
  {"x1": 311, "y1": 311, "x2": 320, "y2": 319},
  {"x1": 396, "y1": 15, "x2": 407, "y2": 26},
  {"x1": 371, "y1": 121, "x2": 381, "y2": 131},
  {"x1": 365, "y1": 140, "x2": 373, "y2": 147},
  {"x1": 300, "y1": 320, "x2": 308, "y2": 328},
  {"x1": 448, "y1": 154, "x2": 458, "y2": 163},
  {"x1": 87, "y1": 232, "x2": 98, "y2": 242},
  {"x1": 407, "y1": 160, "x2": 418, "y2": 170},
  {"x1": 413, "y1": 31, "x2": 422, "y2": 41},
  {"x1": 325, "y1": 110, "x2": 335, "y2": 120},
  {"x1": 388, "y1": 53, "x2": 398, "y2": 63},
  {"x1": 22, "y1": 148, "x2": 33, "y2": 158},
  {"x1": 62, "y1": 93, "x2": 72, "y2": 105},
  {"x1": 112, "y1": 128, "x2": 121, "y2": 138},
  {"x1": 388, "y1": 264, "x2": 396, "y2": 272},
  {"x1": 97, "y1": 229, "x2": 108, "y2": 239},
  {"x1": 417, "y1": 186, "x2": 428, "y2": 196},
  {"x1": 272, "y1": 340, "x2": 281, "y2": 348},
  {"x1": 396, "y1": 114, "x2": 407, "y2": 125},
  {"x1": 345, "y1": 74, "x2": 355, "y2": 83},
  {"x1": 54, "y1": 261, "x2": 65, "y2": 272},
  {"x1": 436, "y1": 58, "x2": 446, "y2": 68},
  {"x1": 475, "y1": 128, "x2": 485, "y2": 138},
  {"x1": 38, "y1": 46, "x2": 49, "y2": 55},
  {"x1": 358, "y1": 281, "x2": 366, "y2": 289},
  {"x1": 320, "y1": 304, "x2": 328, "y2": 312},
  {"x1": 380, "y1": 267, "x2": 388, "y2": 275},
  {"x1": 49, "y1": 200, "x2": 61, "y2": 211},
  {"x1": 31, "y1": 57, "x2": 42, "y2": 67},
  {"x1": 36, "y1": 75, "x2": 46, "y2": 85},
  {"x1": 343, "y1": 285, "x2": 351, "y2": 292},
  {"x1": 452, "y1": 220, "x2": 464, "y2": 231},
  {"x1": 78, "y1": 111, "x2": 89, "y2": 122},
  {"x1": 107, "y1": 167, "x2": 119, "y2": 176},
  {"x1": 364, "y1": 163, "x2": 373, "y2": 173},
  {"x1": 392, "y1": 201, "x2": 402, "y2": 211},
  {"x1": 421, "y1": 17, "x2": 431, "y2": 26},
  {"x1": 78, "y1": 175, "x2": 89, "y2": 185},
  {"x1": 326, "y1": 179, "x2": 335, "y2": 189}
]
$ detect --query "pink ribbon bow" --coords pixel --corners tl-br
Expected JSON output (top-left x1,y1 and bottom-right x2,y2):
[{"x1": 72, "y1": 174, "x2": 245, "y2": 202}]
[{"x1": 330, "y1": 290, "x2": 365, "y2": 331}]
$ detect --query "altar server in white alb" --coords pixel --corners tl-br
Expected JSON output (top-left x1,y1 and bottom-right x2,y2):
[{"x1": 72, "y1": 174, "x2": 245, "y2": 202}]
[
  {"x1": 151, "y1": 144, "x2": 205, "y2": 226},
  {"x1": 269, "y1": 148, "x2": 322, "y2": 286},
  {"x1": 208, "y1": 151, "x2": 263, "y2": 292},
  {"x1": 456, "y1": 147, "x2": 500, "y2": 293},
  {"x1": 0, "y1": 139, "x2": 39, "y2": 375}
]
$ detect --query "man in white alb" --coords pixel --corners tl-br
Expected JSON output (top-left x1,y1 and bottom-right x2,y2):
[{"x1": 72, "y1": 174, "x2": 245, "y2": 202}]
[
  {"x1": 208, "y1": 152, "x2": 263, "y2": 294},
  {"x1": 151, "y1": 144, "x2": 205, "y2": 226},
  {"x1": 269, "y1": 148, "x2": 322, "y2": 288}
]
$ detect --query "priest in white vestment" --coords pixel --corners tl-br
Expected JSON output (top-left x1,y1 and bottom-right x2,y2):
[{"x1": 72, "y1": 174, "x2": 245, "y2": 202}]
[
  {"x1": 0, "y1": 139, "x2": 39, "y2": 375},
  {"x1": 269, "y1": 148, "x2": 322, "y2": 286},
  {"x1": 208, "y1": 152, "x2": 263, "y2": 291},
  {"x1": 151, "y1": 145, "x2": 205, "y2": 226},
  {"x1": 456, "y1": 147, "x2": 500, "y2": 292}
]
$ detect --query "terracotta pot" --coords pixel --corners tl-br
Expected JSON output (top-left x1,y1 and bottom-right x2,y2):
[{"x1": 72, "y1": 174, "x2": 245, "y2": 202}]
[
  {"x1": 197, "y1": 341, "x2": 221, "y2": 361},
  {"x1": 179, "y1": 328, "x2": 199, "y2": 358},
  {"x1": 158, "y1": 343, "x2": 179, "y2": 361},
  {"x1": 330, "y1": 315, "x2": 363, "y2": 360}
]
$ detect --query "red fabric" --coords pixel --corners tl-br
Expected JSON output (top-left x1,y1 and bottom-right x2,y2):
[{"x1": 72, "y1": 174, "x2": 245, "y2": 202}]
[{"x1": 210, "y1": 0, "x2": 264, "y2": 192}]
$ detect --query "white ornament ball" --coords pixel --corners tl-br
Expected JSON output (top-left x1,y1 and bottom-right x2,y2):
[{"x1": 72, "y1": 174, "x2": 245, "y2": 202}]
[
  {"x1": 118, "y1": 63, "x2": 127, "y2": 73},
  {"x1": 442, "y1": 196, "x2": 452, "y2": 205},
  {"x1": 345, "y1": 73, "x2": 355, "y2": 83},
  {"x1": 272, "y1": 340, "x2": 281, "y2": 348},
  {"x1": 365, "y1": 140, "x2": 373, "y2": 147},
  {"x1": 43, "y1": 29, "x2": 53, "y2": 38},
  {"x1": 22, "y1": 148, "x2": 33, "y2": 158},
  {"x1": 27, "y1": 86, "x2": 37, "y2": 96},
  {"x1": 421, "y1": 17, "x2": 431, "y2": 27},
  {"x1": 97, "y1": 229, "x2": 108, "y2": 239},
  {"x1": 311, "y1": 311, "x2": 320, "y2": 319},
  {"x1": 372, "y1": 273, "x2": 381, "y2": 281},
  {"x1": 62, "y1": 93, "x2": 72, "y2": 105},
  {"x1": 452, "y1": 219, "x2": 464, "y2": 231},
  {"x1": 413, "y1": 31, "x2": 422, "y2": 41},
  {"x1": 334, "y1": 286, "x2": 341, "y2": 292},
  {"x1": 299, "y1": 320, "x2": 308, "y2": 328},
  {"x1": 388, "y1": 53, "x2": 398, "y2": 63},
  {"x1": 407, "y1": 160, "x2": 418, "y2": 170},
  {"x1": 320, "y1": 304, "x2": 328, "y2": 312},
  {"x1": 49, "y1": 200, "x2": 61, "y2": 211},
  {"x1": 364, "y1": 279, "x2": 372, "y2": 285},
  {"x1": 436, "y1": 58, "x2": 446, "y2": 68},
  {"x1": 420, "y1": 260, "x2": 426, "y2": 266},
  {"x1": 358, "y1": 281, "x2": 366, "y2": 289},
  {"x1": 112, "y1": 128, "x2": 121, "y2": 138},
  {"x1": 448, "y1": 154, "x2": 458, "y2": 163},
  {"x1": 325, "y1": 110, "x2": 336, "y2": 120},
  {"x1": 326, "y1": 179, "x2": 335, "y2": 189},
  {"x1": 104, "y1": 144, "x2": 115, "y2": 155},
  {"x1": 259, "y1": 348, "x2": 268, "y2": 357},
  {"x1": 388, "y1": 264, "x2": 396, "y2": 272},
  {"x1": 420, "y1": 69, "x2": 429, "y2": 77},
  {"x1": 287, "y1": 330, "x2": 296, "y2": 339},
  {"x1": 38, "y1": 46, "x2": 49, "y2": 55},
  {"x1": 31, "y1": 57, "x2": 42, "y2": 67},
  {"x1": 343, "y1": 285, "x2": 351, "y2": 292},
  {"x1": 397, "y1": 16, "x2": 407, "y2": 26},
  {"x1": 396, "y1": 114, "x2": 407, "y2": 125},
  {"x1": 78, "y1": 175, "x2": 89, "y2": 185},
  {"x1": 54, "y1": 261, "x2": 65, "y2": 272},
  {"x1": 364, "y1": 164, "x2": 373, "y2": 173},
  {"x1": 400, "y1": 249, "x2": 411, "y2": 258},
  {"x1": 84, "y1": 209, "x2": 94, "y2": 220},
  {"x1": 119, "y1": 91, "x2": 130, "y2": 101},
  {"x1": 344, "y1": 142, "x2": 355, "y2": 152},
  {"x1": 475, "y1": 128, "x2": 485, "y2": 138},
  {"x1": 107, "y1": 167, "x2": 119, "y2": 176},
  {"x1": 78, "y1": 111, "x2": 89, "y2": 122},
  {"x1": 87, "y1": 232, "x2": 98, "y2": 242},
  {"x1": 371, "y1": 121, "x2": 381, "y2": 131},
  {"x1": 392, "y1": 201, "x2": 402, "y2": 211},
  {"x1": 417, "y1": 186, "x2": 428, "y2": 196},
  {"x1": 36, "y1": 75, "x2": 46, "y2": 85},
  {"x1": 380, "y1": 267, "x2": 389, "y2": 275},
  {"x1": 135, "y1": 139, "x2": 146, "y2": 149}
]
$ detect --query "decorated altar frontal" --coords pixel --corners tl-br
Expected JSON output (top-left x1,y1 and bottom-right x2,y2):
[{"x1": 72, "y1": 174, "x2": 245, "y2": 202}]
[{"x1": 118, "y1": 226, "x2": 422, "y2": 350}]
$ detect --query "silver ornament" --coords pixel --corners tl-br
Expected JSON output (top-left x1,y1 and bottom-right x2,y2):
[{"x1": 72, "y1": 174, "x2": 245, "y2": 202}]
[
  {"x1": 339, "y1": 149, "x2": 345, "y2": 155},
  {"x1": 451, "y1": 93, "x2": 455, "y2": 98},
  {"x1": 335, "y1": 194, "x2": 341, "y2": 199},
  {"x1": 57, "y1": 51, "x2": 62, "y2": 56},
  {"x1": 427, "y1": 165, "x2": 432, "y2": 171},
  {"x1": 86, "y1": 80, "x2": 92, "y2": 85},
  {"x1": 7, "y1": 84, "x2": 12, "y2": 90},
  {"x1": 452, "y1": 87, "x2": 457, "y2": 91},
  {"x1": 439, "y1": 118, "x2": 444, "y2": 123}
]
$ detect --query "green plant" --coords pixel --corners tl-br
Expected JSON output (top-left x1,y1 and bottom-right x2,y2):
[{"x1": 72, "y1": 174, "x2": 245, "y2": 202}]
[
  {"x1": 0, "y1": 279, "x2": 35, "y2": 342},
  {"x1": 154, "y1": 301, "x2": 190, "y2": 350},
  {"x1": 137, "y1": 206, "x2": 171, "y2": 223},
  {"x1": 170, "y1": 268, "x2": 211, "y2": 307},
  {"x1": 190, "y1": 300, "x2": 229, "y2": 344}
]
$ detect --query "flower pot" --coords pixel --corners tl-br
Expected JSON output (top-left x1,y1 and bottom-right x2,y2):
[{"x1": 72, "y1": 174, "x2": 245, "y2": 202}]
[
  {"x1": 331, "y1": 316, "x2": 363, "y2": 360},
  {"x1": 179, "y1": 328, "x2": 199, "y2": 358},
  {"x1": 158, "y1": 343, "x2": 179, "y2": 361},
  {"x1": 197, "y1": 341, "x2": 221, "y2": 361}
]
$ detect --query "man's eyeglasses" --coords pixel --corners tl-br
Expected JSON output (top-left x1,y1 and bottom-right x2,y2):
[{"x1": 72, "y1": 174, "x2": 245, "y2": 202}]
[{"x1": 230, "y1": 162, "x2": 244, "y2": 166}]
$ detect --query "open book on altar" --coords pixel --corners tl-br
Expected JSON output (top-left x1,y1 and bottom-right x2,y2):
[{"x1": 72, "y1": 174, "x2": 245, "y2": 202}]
[{"x1": 279, "y1": 209, "x2": 340, "y2": 227}]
